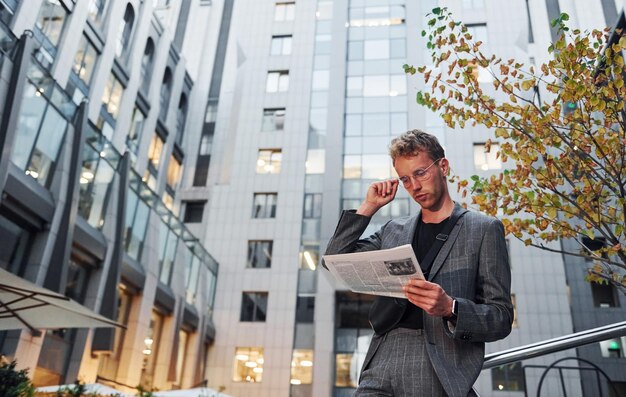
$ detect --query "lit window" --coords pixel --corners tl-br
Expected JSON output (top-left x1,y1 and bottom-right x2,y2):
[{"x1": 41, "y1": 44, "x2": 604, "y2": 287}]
[
  {"x1": 240, "y1": 292, "x2": 268, "y2": 322},
  {"x1": 262, "y1": 108, "x2": 286, "y2": 131},
  {"x1": 101, "y1": 74, "x2": 124, "y2": 119},
  {"x1": 252, "y1": 193, "x2": 277, "y2": 218},
  {"x1": 233, "y1": 347, "x2": 264, "y2": 383},
  {"x1": 290, "y1": 349, "x2": 313, "y2": 385},
  {"x1": 299, "y1": 245, "x2": 319, "y2": 271},
  {"x1": 140, "y1": 310, "x2": 164, "y2": 388},
  {"x1": 274, "y1": 2, "x2": 295, "y2": 21},
  {"x1": 256, "y1": 149, "x2": 282, "y2": 174},
  {"x1": 491, "y1": 362, "x2": 525, "y2": 391},
  {"x1": 266, "y1": 71, "x2": 289, "y2": 93},
  {"x1": 147, "y1": 134, "x2": 164, "y2": 171},
  {"x1": 600, "y1": 338, "x2": 626, "y2": 358},
  {"x1": 271, "y1": 35, "x2": 292, "y2": 55},
  {"x1": 247, "y1": 240, "x2": 273, "y2": 269},
  {"x1": 73, "y1": 34, "x2": 98, "y2": 85},
  {"x1": 473, "y1": 142, "x2": 501, "y2": 171},
  {"x1": 166, "y1": 155, "x2": 182, "y2": 189}
]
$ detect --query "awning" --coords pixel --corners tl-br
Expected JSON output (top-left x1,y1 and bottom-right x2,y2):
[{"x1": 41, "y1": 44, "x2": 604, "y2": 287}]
[{"x1": 0, "y1": 267, "x2": 123, "y2": 334}]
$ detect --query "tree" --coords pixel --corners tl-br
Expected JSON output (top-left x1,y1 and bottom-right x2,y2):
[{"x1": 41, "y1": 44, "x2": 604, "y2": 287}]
[{"x1": 405, "y1": 7, "x2": 626, "y2": 292}]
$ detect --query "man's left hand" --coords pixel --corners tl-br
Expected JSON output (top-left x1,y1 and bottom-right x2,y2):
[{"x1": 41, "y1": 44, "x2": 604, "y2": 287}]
[{"x1": 403, "y1": 279, "x2": 454, "y2": 317}]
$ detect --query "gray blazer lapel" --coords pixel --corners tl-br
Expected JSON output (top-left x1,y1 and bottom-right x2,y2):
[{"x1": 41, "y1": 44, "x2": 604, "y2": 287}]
[
  {"x1": 427, "y1": 204, "x2": 467, "y2": 281},
  {"x1": 400, "y1": 212, "x2": 419, "y2": 246}
]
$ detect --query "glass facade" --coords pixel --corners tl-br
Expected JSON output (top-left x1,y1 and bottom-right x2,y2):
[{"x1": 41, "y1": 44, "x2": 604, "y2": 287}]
[{"x1": 12, "y1": 81, "x2": 70, "y2": 187}]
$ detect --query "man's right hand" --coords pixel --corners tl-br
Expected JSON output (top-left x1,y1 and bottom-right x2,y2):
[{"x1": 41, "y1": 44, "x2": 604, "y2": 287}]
[{"x1": 357, "y1": 178, "x2": 399, "y2": 217}]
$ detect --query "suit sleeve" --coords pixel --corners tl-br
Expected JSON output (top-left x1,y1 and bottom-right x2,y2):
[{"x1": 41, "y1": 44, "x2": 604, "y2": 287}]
[
  {"x1": 322, "y1": 210, "x2": 388, "y2": 269},
  {"x1": 444, "y1": 218, "x2": 514, "y2": 342}
]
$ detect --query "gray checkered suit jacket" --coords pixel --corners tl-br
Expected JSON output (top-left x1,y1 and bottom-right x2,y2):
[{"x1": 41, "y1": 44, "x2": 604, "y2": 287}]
[{"x1": 324, "y1": 203, "x2": 514, "y2": 397}]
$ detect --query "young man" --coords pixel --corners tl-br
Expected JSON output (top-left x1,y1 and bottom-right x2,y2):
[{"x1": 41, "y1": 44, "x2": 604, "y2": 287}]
[{"x1": 325, "y1": 130, "x2": 513, "y2": 397}]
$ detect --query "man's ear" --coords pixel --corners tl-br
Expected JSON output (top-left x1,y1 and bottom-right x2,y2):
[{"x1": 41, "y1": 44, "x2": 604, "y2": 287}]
[{"x1": 440, "y1": 158, "x2": 450, "y2": 176}]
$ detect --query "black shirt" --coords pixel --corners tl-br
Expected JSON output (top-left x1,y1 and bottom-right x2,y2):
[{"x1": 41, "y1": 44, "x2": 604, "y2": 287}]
[{"x1": 396, "y1": 215, "x2": 449, "y2": 330}]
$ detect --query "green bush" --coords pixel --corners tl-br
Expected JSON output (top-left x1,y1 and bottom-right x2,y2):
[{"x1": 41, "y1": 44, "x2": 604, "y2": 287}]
[{"x1": 0, "y1": 360, "x2": 35, "y2": 397}]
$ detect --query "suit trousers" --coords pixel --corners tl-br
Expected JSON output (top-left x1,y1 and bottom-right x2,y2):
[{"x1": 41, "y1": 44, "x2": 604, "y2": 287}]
[{"x1": 354, "y1": 328, "x2": 448, "y2": 397}]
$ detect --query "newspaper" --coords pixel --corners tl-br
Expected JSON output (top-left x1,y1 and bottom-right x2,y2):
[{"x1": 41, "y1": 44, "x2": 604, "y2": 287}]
[{"x1": 323, "y1": 244, "x2": 424, "y2": 299}]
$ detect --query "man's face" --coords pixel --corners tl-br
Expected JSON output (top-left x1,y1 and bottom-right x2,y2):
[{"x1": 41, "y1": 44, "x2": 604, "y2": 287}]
[{"x1": 394, "y1": 152, "x2": 449, "y2": 211}]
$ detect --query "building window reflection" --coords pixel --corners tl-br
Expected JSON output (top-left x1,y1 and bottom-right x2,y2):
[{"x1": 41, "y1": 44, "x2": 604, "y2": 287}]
[
  {"x1": 252, "y1": 193, "x2": 277, "y2": 218},
  {"x1": 159, "y1": 68, "x2": 172, "y2": 121},
  {"x1": 115, "y1": 3, "x2": 135, "y2": 58},
  {"x1": 247, "y1": 240, "x2": 273, "y2": 269},
  {"x1": 274, "y1": 2, "x2": 295, "y2": 21},
  {"x1": 78, "y1": 143, "x2": 115, "y2": 229},
  {"x1": 240, "y1": 292, "x2": 268, "y2": 322},
  {"x1": 266, "y1": 71, "x2": 289, "y2": 93},
  {"x1": 262, "y1": 108, "x2": 285, "y2": 131},
  {"x1": 176, "y1": 94, "x2": 188, "y2": 144},
  {"x1": 184, "y1": 254, "x2": 201, "y2": 304},
  {"x1": 158, "y1": 220, "x2": 178, "y2": 285},
  {"x1": 0, "y1": 215, "x2": 32, "y2": 275},
  {"x1": 140, "y1": 38, "x2": 155, "y2": 94},
  {"x1": 270, "y1": 35, "x2": 292, "y2": 55},
  {"x1": 491, "y1": 362, "x2": 525, "y2": 391},
  {"x1": 127, "y1": 106, "x2": 145, "y2": 155},
  {"x1": 140, "y1": 310, "x2": 165, "y2": 389}
]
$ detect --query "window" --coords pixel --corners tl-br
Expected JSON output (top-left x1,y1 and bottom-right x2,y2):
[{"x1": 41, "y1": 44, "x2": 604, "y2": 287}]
[
  {"x1": 140, "y1": 39, "x2": 155, "y2": 94},
  {"x1": 296, "y1": 296, "x2": 314, "y2": 323},
  {"x1": 334, "y1": 292, "x2": 375, "y2": 389},
  {"x1": 184, "y1": 254, "x2": 201, "y2": 304},
  {"x1": 262, "y1": 108, "x2": 285, "y2": 131},
  {"x1": 233, "y1": 347, "x2": 264, "y2": 382},
  {"x1": 473, "y1": 142, "x2": 501, "y2": 171},
  {"x1": 0, "y1": 215, "x2": 32, "y2": 275},
  {"x1": 124, "y1": 191, "x2": 150, "y2": 261},
  {"x1": 88, "y1": 0, "x2": 108, "y2": 26},
  {"x1": 240, "y1": 292, "x2": 268, "y2": 322},
  {"x1": 78, "y1": 143, "x2": 115, "y2": 229},
  {"x1": 140, "y1": 310, "x2": 164, "y2": 388},
  {"x1": 591, "y1": 282, "x2": 619, "y2": 308},
  {"x1": 176, "y1": 94, "x2": 188, "y2": 144},
  {"x1": 157, "y1": 221, "x2": 177, "y2": 285},
  {"x1": 166, "y1": 155, "x2": 182, "y2": 190},
  {"x1": 175, "y1": 330, "x2": 189, "y2": 384},
  {"x1": 266, "y1": 71, "x2": 289, "y2": 93},
  {"x1": 247, "y1": 241, "x2": 272, "y2": 269},
  {"x1": 303, "y1": 194, "x2": 322, "y2": 218},
  {"x1": 290, "y1": 349, "x2": 313, "y2": 385},
  {"x1": 300, "y1": 245, "x2": 319, "y2": 270},
  {"x1": 274, "y1": 2, "x2": 295, "y2": 21},
  {"x1": 271, "y1": 35, "x2": 292, "y2": 55},
  {"x1": 159, "y1": 68, "x2": 172, "y2": 121},
  {"x1": 256, "y1": 149, "x2": 282, "y2": 174},
  {"x1": 127, "y1": 107, "x2": 145, "y2": 154},
  {"x1": 491, "y1": 362, "x2": 525, "y2": 391},
  {"x1": 12, "y1": 83, "x2": 69, "y2": 188},
  {"x1": 101, "y1": 74, "x2": 124, "y2": 119},
  {"x1": 252, "y1": 193, "x2": 277, "y2": 218},
  {"x1": 600, "y1": 338, "x2": 626, "y2": 358},
  {"x1": 183, "y1": 201, "x2": 205, "y2": 223},
  {"x1": 73, "y1": 34, "x2": 98, "y2": 85},
  {"x1": 35, "y1": 0, "x2": 67, "y2": 47},
  {"x1": 115, "y1": 3, "x2": 135, "y2": 58},
  {"x1": 147, "y1": 134, "x2": 164, "y2": 172}
]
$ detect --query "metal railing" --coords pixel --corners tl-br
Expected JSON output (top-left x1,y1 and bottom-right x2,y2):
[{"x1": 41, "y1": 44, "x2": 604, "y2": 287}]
[{"x1": 483, "y1": 321, "x2": 626, "y2": 369}]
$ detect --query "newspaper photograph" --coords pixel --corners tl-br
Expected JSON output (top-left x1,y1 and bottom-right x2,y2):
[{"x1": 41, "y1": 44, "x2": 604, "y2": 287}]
[{"x1": 323, "y1": 244, "x2": 424, "y2": 299}]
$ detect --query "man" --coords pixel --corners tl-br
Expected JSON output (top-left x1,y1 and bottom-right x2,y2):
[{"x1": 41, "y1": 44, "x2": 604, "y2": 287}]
[{"x1": 324, "y1": 130, "x2": 513, "y2": 397}]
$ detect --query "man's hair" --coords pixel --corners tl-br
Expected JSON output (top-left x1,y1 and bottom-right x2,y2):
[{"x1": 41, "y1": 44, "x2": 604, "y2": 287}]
[{"x1": 389, "y1": 129, "x2": 445, "y2": 164}]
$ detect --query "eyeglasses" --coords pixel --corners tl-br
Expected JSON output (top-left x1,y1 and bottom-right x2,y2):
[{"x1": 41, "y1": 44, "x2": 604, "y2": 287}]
[{"x1": 398, "y1": 158, "x2": 442, "y2": 186}]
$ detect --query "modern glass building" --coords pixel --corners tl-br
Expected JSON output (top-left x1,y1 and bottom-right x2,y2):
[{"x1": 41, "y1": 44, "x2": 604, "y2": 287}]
[{"x1": 1, "y1": 1, "x2": 625, "y2": 397}]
